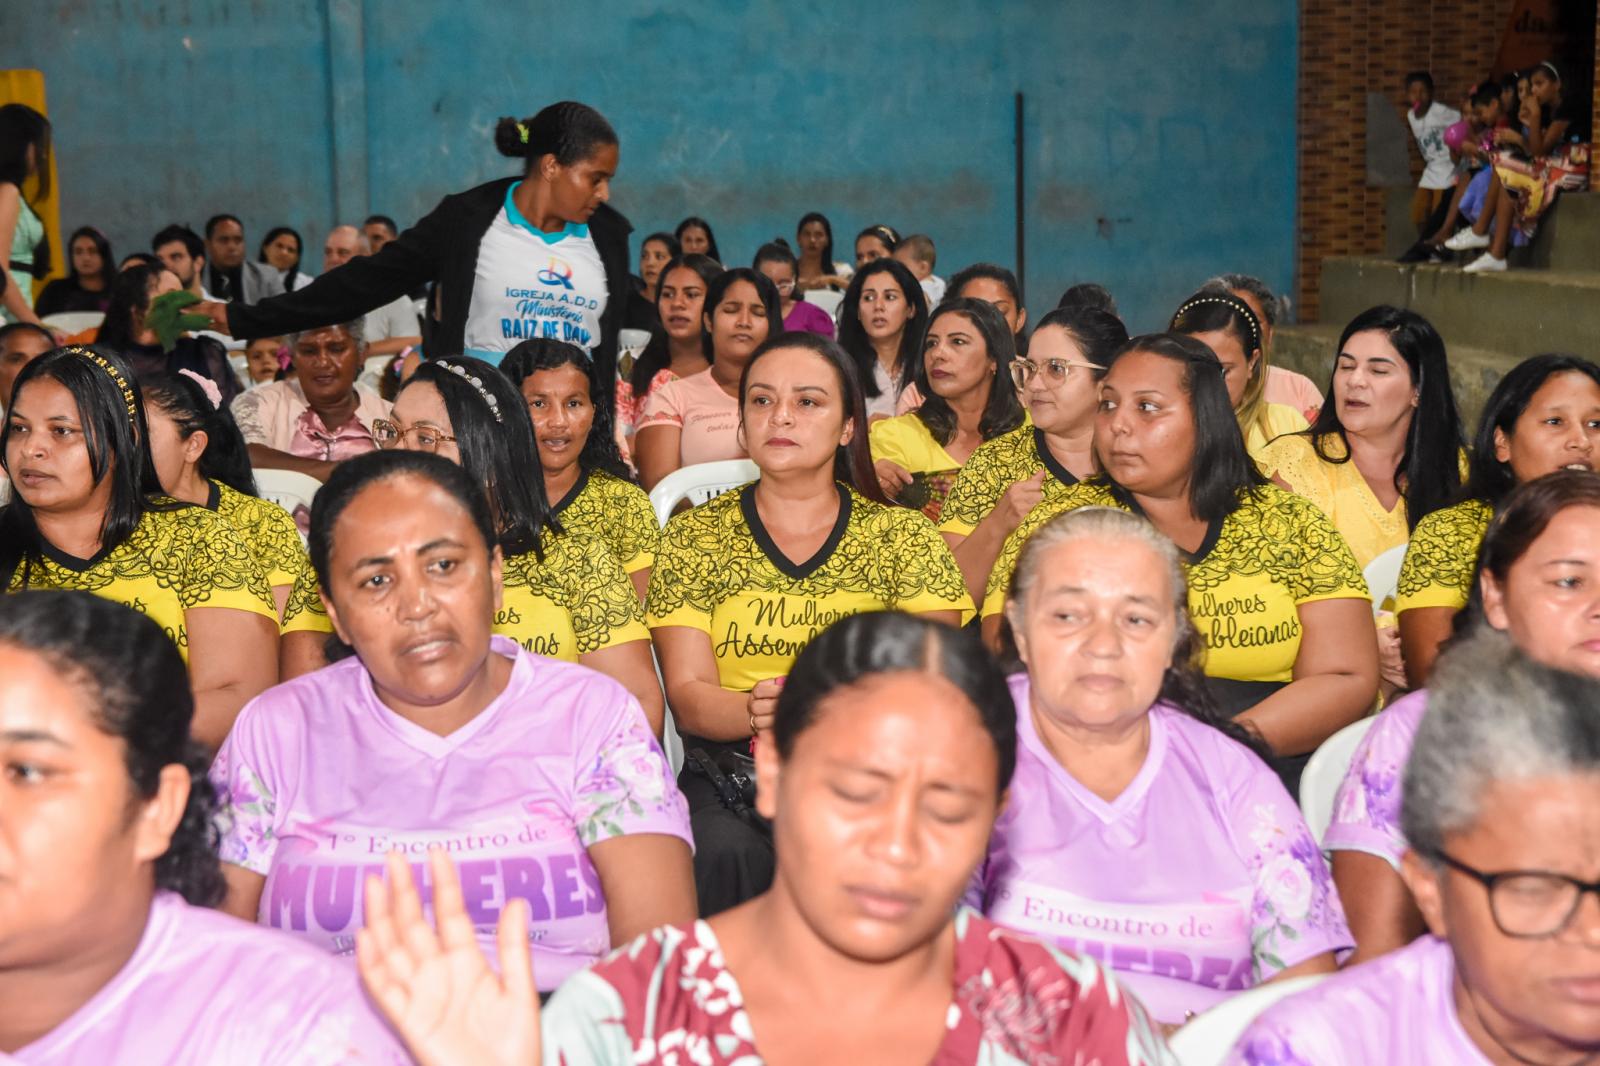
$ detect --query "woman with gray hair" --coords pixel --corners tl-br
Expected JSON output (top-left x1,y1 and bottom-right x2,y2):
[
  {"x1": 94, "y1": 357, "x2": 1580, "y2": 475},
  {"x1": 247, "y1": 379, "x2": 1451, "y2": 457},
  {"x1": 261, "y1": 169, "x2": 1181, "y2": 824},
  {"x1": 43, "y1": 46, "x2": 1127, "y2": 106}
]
[
  {"x1": 1231, "y1": 631, "x2": 1600, "y2": 1064},
  {"x1": 967, "y1": 507, "x2": 1348, "y2": 1028},
  {"x1": 228, "y1": 317, "x2": 390, "y2": 482},
  {"x1": 1326, "y1": 469, "x2": 1600, "y2": 965}
]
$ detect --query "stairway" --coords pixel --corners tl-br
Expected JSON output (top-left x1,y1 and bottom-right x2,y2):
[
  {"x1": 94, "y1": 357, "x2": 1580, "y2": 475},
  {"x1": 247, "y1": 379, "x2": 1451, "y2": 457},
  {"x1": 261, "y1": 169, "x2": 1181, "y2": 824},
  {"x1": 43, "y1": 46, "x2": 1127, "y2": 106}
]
[{"x1": 1276, "y1": 190, "x2": 1600, "y2": 425}]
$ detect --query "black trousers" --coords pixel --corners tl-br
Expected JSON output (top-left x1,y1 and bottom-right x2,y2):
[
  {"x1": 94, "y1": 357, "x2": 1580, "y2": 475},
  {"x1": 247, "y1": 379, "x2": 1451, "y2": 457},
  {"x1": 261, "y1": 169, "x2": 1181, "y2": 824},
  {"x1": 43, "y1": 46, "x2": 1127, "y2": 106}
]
[{"x1": 677, "y1": 765, "x2": 775, "y2": 918}]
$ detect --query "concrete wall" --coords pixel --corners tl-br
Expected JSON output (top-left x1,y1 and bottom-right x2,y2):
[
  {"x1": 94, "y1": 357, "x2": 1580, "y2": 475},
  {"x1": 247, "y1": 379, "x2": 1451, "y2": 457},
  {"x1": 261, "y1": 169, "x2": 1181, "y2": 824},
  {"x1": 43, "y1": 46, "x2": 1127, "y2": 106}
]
[{"x1": 4, "y1": 0, "x2": 1297, "y2": 332}]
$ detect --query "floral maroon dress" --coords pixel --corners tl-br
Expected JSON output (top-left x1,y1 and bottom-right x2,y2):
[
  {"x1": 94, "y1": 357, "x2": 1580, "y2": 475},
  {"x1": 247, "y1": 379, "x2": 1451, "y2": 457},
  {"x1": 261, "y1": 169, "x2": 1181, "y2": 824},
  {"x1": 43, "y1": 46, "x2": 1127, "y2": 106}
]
[{"x1": 540, "y1": 907, "x2": 1174, "y2": 1064}]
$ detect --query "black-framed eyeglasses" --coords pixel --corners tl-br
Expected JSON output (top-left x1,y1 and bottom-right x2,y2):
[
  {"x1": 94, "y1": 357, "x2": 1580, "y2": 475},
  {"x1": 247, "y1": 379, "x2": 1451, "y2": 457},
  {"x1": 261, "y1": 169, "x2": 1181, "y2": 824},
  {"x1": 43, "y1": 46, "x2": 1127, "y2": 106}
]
[
  {"x1": 1009, "y1": 357, "x2": 1100, "y2": 391},
  {"x1": 1433, "y1": 850, "x2": 1600, "y2": 939},
  {"x1": 371, "y1": 419, "x2": 458, "y2": 453}
]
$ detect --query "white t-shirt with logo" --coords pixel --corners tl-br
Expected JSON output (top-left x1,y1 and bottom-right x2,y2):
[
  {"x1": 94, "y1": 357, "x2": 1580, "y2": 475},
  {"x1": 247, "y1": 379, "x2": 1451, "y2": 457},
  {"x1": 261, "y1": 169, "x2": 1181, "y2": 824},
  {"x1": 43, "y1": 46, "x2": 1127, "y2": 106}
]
[
  {"x1": 1407, "y1": 101, "x2": 1462, "y2": 190},
  {"x1": 465, "y1": 182, "x2": 609, "y2": 361}
]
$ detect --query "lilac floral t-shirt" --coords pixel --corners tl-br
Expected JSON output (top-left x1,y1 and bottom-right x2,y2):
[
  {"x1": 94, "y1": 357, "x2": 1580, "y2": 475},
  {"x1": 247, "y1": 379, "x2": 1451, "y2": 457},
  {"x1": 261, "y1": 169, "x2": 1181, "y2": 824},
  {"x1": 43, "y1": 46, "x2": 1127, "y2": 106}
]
[
  {"x1": 969, "y1": 674, "x2": 1350, "y2": 1024},
  {"x1": 7, "y1": 892, "x2": 407, "y2": 1065},
  {"x1": 1323, "y1": 689, "x2": 1428, "y2": 869},
  {"x1": 211, "y1": 636, "x2": 692, "y2": 991},
  {"x1": 1226, "y1": 935, "x2": 1490, "y2": 1064}
]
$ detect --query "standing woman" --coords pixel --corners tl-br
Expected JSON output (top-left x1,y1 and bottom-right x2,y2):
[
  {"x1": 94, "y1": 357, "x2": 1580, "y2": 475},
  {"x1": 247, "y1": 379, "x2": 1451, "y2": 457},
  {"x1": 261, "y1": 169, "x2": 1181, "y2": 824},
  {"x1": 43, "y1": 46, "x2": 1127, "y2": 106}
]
[
  {"x1": 983, "y1": 334, "x2": 1378, "y2": 792},
  {"x1": 141, "y1": 369, "x2": 305, "y2": 620},
  {"x1": 1397, "y1": 353, "x2": 1600, "y2": 685},
  {"x1": 502, "y1": 338, "x2": 659, "y2": 601},
  {"x1": 277, "y1": 356, "x2": 663, "y2": 730},
  {"x1": 648, "y1": 333, "x2": 972, "y2": 915},
  {"x1": 36, "y1": 225, "x2": 114, "y2": 316},
  {"x1": 0, "y1": 591, "x2": 409, "y2": 1063},
  {"x1": 634, "y1": 267, "x2": 780, "y2": 491},
  {"x1": 0, "y1": 104, "x2": 50, "y2": 326},
  {"x1": 258, "y1": 226, "x2": 312, "y2": 292},
  {"x1": 1170, "y1": 289, "x2": 1307, "y2": 458},
  {"x1": 836, "y1": 258, "x2": 929, "y2": 420},
  {"x1": 674, "y1": 216, "x2": 721, "y2": 262},
  {"x1": 0, "y1": 346, "x2": 279, "y2": 747},
  {"x1": 215, "y1": 451, "x2": 695, "y2": 994},
  {"x1": 1258, "y1": 306, "x2": 1463, "y2": 569},
  {"x1": 794, "y1": 211, "x2": 851, "y2": 293},
  {"x1": 853, "y1": 223, "x2": 899, "y2": 268},
  {"x1": 753, "y1": 240, "x2": 835, "y2": 338},
  {"x1": 614, "y1": 252, "x2": 719, "y2": 447},
  {"x1": 194, "y1": 102, "x2": 633, "y2": 409},
  {"x1": 869, "y1": 297, "x2": 1025, "y2": 522},
  {"x1": 939, "y1": 306, "x2": 1127, "y2": 601}
]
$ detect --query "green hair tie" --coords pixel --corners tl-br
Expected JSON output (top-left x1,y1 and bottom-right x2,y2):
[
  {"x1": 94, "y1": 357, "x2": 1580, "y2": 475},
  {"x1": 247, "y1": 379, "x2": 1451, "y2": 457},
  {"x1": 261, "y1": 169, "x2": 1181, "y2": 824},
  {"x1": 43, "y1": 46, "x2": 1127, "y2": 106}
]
[{"x1": 517, "y1": 121, "x2": 530, "y2": 145}]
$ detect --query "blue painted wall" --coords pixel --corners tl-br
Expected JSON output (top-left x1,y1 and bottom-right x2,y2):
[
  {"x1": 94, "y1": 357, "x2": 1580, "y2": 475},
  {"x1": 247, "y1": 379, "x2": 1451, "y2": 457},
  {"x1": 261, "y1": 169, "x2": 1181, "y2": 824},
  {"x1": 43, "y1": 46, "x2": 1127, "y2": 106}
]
[{"x1": 3, "y1": 1, "x2": 1297, "y2": 332}]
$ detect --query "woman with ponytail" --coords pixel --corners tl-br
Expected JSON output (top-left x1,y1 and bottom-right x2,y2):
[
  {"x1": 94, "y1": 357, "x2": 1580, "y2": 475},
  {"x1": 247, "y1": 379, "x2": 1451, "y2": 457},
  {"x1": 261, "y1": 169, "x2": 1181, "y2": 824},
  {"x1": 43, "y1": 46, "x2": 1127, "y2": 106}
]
[
  {"x1": 142, "y1": 369, "x2": 306, "y2": 619},
  {"x1": 0, "y1": 591, "x2": 407, "y2": 1063},
  {"x1": 192, "y1": 100, "x2": 634, "y2": 411}
]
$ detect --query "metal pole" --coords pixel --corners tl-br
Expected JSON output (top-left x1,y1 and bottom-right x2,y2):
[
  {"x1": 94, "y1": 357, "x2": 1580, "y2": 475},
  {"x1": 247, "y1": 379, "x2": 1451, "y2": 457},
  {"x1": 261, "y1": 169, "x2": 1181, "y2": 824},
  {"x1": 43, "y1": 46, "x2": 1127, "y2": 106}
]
[{"x1": 1014, "y1": 91, "x2": 1025, "y2": 305}]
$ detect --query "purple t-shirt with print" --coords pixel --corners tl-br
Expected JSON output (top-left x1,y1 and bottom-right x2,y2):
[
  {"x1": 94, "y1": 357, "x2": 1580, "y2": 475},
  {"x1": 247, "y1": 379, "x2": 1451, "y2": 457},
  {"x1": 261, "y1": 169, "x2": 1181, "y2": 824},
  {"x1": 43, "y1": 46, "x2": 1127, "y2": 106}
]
[
  {"x1": 211, "y1": 636, "x2": 692, "y2": 991},
  {"x1": 1323, "y1": 689, "x2": 1429, "y2": 869},
  {"x1": 969, "y1": 674, "x2": 1350, "y2": 1024},
  {"x1": 1226, "y1": 935, "x2": 1490, "y2": 1065}
]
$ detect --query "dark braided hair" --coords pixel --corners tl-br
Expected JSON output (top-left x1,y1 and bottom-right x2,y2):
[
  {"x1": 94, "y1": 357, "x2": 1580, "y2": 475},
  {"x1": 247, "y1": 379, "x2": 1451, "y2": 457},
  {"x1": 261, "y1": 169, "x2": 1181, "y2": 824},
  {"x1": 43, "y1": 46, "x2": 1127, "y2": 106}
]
[
  {"x1": 0, "y1": 590, "x2": 225, "y2": 905},
  {"x1": 494, "y1": 101, "x2": 617, "y2": 168}
]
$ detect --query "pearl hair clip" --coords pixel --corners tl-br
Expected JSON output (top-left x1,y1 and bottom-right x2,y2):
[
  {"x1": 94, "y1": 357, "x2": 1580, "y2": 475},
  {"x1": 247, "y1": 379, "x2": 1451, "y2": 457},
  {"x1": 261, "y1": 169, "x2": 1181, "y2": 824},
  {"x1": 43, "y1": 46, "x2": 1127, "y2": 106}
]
[{"x1": 436, "y1": 361, "x2": 502, "y2": 423}]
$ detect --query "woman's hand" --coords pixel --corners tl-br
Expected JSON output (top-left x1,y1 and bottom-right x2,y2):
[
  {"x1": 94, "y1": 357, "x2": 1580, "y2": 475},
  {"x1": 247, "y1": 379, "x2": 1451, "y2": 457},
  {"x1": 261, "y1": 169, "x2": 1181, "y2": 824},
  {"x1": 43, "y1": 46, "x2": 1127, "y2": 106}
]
[
  {"x1": 747, "y1": 676, "x2": 784, "y2": 734},
  {"x1": 1376, "y1": 623, "x2": 1407, "y2": 691},
  {"x1": 998, "y1": 470, "x2": 1047, "y2": 528},
  {"x1": 875, "y1": 459, "x2": 913, "y2": 501},
  {"x1": 357, "y1": 849, "x2": 541, "y2": 1066}
]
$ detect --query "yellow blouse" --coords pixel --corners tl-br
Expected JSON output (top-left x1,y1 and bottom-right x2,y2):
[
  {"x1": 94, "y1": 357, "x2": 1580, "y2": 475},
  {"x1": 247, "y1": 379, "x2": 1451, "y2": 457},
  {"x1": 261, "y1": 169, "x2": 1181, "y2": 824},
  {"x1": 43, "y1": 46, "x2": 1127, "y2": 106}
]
[
  {"x1": 1395, "y1": 499, "x2": 1494, "y2": 614},
  {"x1": 868, "y1": 413, "x2": 964, "y2": 521},
  {"x1": 281, "y1": 531, "x2": 649, "y2": 659},
  {"x1": 551, "y1": 469, "x2": 659, "y2": 576},
  {"x1": 1244, "y1": 403, "x2": 1310, "y2": 459},
  {"x1": 937, "y1": 424, "x2": 1080, "y2": 537},
  {"x1": 1254, "y1": 434, "x2": 1407, "y2": 570},
  {"x1": 6, "y1": 503, "x2": 277, "y2": 659},
  {"x1": 984, "y1": 482, "x2": 1368, "y2": 683},
  {"x1": 211, "y1": 481, "x2": 307, "y2": 589},
  {"x1": 645, "y1": 483, "x2": 973, "y2": 692}
]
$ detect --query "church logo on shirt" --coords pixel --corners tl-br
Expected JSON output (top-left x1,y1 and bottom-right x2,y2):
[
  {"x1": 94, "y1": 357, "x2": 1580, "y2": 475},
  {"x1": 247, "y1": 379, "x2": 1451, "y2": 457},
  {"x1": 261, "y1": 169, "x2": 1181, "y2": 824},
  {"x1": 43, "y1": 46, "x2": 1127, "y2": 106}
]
[{"x1": 536, "y1": 257, "x2": 575, "y2": 290}]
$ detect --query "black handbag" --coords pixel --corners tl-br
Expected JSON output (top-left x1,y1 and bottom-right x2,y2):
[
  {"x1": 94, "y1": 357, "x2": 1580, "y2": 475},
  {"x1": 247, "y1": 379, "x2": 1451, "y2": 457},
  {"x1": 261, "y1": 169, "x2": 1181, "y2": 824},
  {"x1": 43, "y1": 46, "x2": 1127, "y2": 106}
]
[{"x1": 684, "y1": 745, "x2": 772, "y2": 838}]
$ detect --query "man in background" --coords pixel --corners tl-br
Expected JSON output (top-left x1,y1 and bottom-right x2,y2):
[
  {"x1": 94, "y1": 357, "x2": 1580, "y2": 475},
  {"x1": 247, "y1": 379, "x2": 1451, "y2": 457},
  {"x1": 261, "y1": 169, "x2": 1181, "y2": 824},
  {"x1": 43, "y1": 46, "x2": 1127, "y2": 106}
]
[{"x1": 205, "y1": 214, "x2": 284, "y2": 304}]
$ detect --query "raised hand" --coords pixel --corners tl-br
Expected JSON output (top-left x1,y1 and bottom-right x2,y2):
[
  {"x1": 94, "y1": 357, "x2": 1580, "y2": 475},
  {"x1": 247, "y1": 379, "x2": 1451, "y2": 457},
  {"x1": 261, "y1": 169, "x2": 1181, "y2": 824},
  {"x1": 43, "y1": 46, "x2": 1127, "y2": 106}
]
[{"x1": 356, "y1": 849, "x2": 542, "y2": 1066}]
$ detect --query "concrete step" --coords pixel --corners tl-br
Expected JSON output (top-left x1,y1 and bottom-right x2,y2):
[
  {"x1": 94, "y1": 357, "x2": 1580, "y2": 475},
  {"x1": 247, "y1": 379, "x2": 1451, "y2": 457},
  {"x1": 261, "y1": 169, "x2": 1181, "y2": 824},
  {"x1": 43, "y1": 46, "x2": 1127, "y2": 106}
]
[
  {"x1": 1384, "y1": 188, "x2": 1600, "y2": 272},
  {"x1": 1275, "y1": 323, "x2": 1518, "y2": 429},
  {"x1": 1316, "y1": 256, "x2": 1600, "y2": 359}
]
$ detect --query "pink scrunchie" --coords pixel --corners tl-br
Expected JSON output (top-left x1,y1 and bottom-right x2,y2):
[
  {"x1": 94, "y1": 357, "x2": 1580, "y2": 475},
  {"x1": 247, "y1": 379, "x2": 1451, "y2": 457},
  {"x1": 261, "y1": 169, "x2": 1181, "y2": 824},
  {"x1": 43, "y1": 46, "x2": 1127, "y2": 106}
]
[{"x1": 178, "y1": 368, "x2": 223, "y2": 410}]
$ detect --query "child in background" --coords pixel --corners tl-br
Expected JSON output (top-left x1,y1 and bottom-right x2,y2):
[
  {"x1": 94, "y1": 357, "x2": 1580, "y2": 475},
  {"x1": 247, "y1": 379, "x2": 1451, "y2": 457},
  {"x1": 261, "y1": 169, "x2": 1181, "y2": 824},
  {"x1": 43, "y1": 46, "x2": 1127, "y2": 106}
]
[
  {"x1": 1404, "y1": 71, "x2": 1462, "y2": 236},
  {"x1": 1419, "y1": 82, "x2": 1512, "y2": 256},
  {"x1": 243, "y1": 335, "x2": 288, "y2": 386},
  {"x1": 893, "y1": 234, "x2": 946, "y2": 306}
]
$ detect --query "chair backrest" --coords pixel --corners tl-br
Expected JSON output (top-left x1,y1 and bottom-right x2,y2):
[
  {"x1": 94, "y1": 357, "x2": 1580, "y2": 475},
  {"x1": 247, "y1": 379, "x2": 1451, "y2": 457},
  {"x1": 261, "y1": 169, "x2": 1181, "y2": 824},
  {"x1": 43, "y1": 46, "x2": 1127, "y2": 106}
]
[
  {"x1": 357, "y1": 354, "x2": 393, "y2": 394},
  {"x1": 1300, "y1": 717, "x2": 1378, "y2": 844},
  {"x1": 1363, "y1": 543, "x2": 1408, "y2": 618},
  {"x1": 40, "y1": 311, "x2": 105, "y2": 335},
  {"x1": 254, "y1": 468, "x2": 325, "y2": 516},
  {"x1": 803, "y1": 289, "x2": 845, "y2": 320},
  {"x1": 1167, "y1": 974, "x2": 1327, "y2": 1066},
  {"x1": 649, "y1": 459, "x2": 760, "y2": 527}
]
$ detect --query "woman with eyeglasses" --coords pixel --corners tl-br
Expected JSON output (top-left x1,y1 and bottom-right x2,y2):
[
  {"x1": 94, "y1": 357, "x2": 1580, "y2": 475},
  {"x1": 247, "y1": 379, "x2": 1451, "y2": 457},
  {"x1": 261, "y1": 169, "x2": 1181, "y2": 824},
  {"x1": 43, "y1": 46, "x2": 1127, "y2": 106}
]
[
  {"x1": 1325, "y1": 471, "x2": 1600, "y2": 966},
  {"x1": 278, "y1": 356, "x2": 663, "y2": 731},
  {"x1": 939, "y1": 306, "x2": 1127, "y2": 601},
  {"x1": 1231, "y1": 634, "x2": 1600, "y2": 1065},
  {"x1": 753, "y1": 241, "x2": 835, "y2": 339}
]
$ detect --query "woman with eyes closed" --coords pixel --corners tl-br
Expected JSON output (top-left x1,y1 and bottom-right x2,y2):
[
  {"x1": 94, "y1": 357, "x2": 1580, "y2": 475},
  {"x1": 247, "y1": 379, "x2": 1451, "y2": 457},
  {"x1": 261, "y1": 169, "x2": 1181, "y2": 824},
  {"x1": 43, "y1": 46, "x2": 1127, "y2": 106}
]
[
  {"x1": 634, "y1": 268, "x2": 781, "y2": 491},
  {"x1": 213, "y1": 450, "x2": 695, "y2": 997},
  {"x1": 984, "y1": 334, "x2": 1378, "y2": 793},
  {"x1": 277, "y1": 356, "x2": 663, "y2": 732},
  {"x1": 1397, "y1": 353, "x2": 1600, "y2": 686},
  {"x1": 835, "y1": 258, "x2": 929, "y2": 421},
  {"x1": 615, "y1": 253, "x2": 719, "y2": 450},
  {"x1": 1327, "y1": 470, "x2": 1600, "y2": 967},
  {"x1": 354, "y1": 612, "x2": 1174, "y2": 1066},
  {"x1": 502, "y1": 338, "x2": 658, "y2": 602},
  {"x1": 939, "y1": 305, "x2": 1128, "y2": 602},
  {"x1": 868, "y1": 298, "x2": 1026, "y2": 523},
  {"x1": 647, "y1": 333, "x2": 972, "y2": 916},
  {"x1": 971, "y1": 508, "x2": 1347, "y2": 1030}
]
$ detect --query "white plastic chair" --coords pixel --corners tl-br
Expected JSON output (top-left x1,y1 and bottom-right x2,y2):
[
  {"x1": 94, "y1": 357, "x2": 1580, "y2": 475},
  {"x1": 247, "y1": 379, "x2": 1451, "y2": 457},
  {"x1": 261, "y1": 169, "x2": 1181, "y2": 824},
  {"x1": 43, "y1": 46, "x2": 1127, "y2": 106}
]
[
  {"x1": 649, "y1": 459, "x2": 759, "y2": 527},
  {"x1": 1363, "y1": 543, "x2": 1408, "y2": 618},
  {"x1": 1299, "y1": 717, "x2": 1378, "y2": 845},
  {"x1": 40, "y1": 311, "x2": 105, "y2": 336},
  {"x1": 357, "y1": 354, "x2": 394, "y2": 394},
  {"x1": 254, "y1": 468, "x2": 324, "y2": 516},
  {"x1": 1168, "y1": 975, "x2": 1327, "y2": 1066},
  {"x1": 803, "y1": 289, "x2": 844, "y2": 320}
]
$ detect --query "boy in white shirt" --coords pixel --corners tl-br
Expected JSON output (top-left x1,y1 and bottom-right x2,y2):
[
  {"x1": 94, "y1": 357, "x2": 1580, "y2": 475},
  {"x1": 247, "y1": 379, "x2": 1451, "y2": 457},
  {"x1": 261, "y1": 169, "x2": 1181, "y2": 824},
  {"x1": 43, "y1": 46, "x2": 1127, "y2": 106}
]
[
  {"x1": 893, "y1": 234, "x2": 946, "y2": 306},
  {"x1": 1405, "y1": 71, "x2": 1462, "y2": 234}
]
